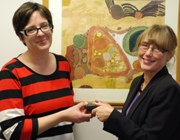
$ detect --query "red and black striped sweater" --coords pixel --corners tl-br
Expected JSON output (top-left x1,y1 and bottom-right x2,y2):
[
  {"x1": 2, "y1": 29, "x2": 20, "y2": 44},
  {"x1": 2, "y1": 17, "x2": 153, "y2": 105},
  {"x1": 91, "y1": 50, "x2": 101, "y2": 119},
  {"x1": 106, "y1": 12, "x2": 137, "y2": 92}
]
[{"x1": 0, "y1": 54, "x2": 74, "y2": 140}]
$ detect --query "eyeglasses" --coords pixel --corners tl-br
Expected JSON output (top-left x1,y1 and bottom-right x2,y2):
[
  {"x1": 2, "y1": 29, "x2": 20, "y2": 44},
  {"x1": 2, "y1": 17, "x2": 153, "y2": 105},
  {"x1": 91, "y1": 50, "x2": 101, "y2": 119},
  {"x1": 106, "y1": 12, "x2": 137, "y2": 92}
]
[
  {"x1": 20, "y1": 24, "x2": 52, "y2": 36},
  {"x1": 139, "y1": 42, "x2": 167, "y2": 54}
]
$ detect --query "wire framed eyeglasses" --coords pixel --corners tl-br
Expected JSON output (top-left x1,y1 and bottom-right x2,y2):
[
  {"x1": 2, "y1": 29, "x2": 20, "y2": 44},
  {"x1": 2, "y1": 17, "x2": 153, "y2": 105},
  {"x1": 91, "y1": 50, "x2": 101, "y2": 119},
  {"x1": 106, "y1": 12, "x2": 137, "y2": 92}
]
[{"x1": 139, "y1": 42, "x2": 167, "y2": 54}]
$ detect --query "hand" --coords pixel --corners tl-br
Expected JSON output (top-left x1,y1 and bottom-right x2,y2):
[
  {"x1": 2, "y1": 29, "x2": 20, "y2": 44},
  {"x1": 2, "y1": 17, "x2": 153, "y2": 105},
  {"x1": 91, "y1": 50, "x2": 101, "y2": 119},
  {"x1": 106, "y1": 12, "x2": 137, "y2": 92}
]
[
  {"x1": 92, "y1": 100, "x2": 114, "y2": 122},
  {"x1": 37, "y1": 101, "x2": 92, "y2": 134},
  {"x1": 65, "y1": 101, "x2": 93, "y2": 123}
]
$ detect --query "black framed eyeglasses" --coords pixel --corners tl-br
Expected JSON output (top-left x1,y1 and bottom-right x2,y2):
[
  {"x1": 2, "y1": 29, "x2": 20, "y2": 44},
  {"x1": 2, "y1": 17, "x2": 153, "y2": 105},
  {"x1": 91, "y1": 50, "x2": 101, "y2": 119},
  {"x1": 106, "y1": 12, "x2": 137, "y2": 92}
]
[{"x1": 20, "y1": 24, "x2": 52, "y2": 36}]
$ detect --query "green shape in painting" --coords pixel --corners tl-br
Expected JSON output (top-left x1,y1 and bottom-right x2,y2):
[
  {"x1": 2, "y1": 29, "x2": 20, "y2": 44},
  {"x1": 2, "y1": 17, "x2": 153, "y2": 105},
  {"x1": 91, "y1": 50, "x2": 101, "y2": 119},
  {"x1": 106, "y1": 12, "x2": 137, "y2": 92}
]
[
  {"x1": 123, "y1": 26, "x2": 148, "y2": 56},
  {"x1": 73, "y1": 34, "x2": 85, "y2": 48}
]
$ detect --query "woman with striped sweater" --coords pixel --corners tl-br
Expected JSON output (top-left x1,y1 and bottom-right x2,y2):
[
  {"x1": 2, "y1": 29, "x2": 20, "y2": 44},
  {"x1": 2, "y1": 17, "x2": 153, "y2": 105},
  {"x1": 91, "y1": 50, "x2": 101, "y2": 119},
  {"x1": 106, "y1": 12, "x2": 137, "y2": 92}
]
[{"x1": 0, "y1": 2, "x2": 92, "y2": 140}]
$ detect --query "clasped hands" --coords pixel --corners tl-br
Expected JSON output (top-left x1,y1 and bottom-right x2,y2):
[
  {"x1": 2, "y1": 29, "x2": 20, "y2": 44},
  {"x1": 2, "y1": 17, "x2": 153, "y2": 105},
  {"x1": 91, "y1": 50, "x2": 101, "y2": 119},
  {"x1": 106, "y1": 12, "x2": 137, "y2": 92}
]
[
  {"x1": 67, "y1": 100, "x2": 114, "y2": 123},
  {"x1": 91, "y1": 100, "x2": 114, "y2": 122}
]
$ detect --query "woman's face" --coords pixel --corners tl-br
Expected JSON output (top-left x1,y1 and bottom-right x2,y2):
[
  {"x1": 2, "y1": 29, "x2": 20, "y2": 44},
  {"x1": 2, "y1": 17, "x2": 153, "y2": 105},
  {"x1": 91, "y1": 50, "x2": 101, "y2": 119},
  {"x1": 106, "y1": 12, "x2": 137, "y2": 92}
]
[
  {"x1": 19, "y1": 11, "x2": 52, "y2": 53},
  {"x1": 138, "y1": 37, "x2": 171, "y2": 75}
]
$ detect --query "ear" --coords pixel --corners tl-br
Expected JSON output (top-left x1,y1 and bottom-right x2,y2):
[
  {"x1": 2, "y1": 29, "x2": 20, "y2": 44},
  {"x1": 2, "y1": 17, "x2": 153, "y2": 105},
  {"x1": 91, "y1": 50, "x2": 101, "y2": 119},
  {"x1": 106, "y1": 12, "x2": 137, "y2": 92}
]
[
  {"x1": 18, "y1": 35, "x2": 26, "y2": 46},
  {"x1": 18, "y1": 35, "x2": 23, "y2": 42},
  {"x1": 166, "y1": 52, "x2": 173, "y2": 62}
]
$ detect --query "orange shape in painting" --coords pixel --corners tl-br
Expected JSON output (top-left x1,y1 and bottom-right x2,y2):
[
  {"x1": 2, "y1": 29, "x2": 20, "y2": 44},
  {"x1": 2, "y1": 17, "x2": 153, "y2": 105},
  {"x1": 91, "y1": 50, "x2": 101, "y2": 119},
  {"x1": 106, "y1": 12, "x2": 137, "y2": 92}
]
[
  {"x1": 88, "y1": 26, "x2": 131, "y2": 77},
  {"x1": 133, "y1": 60, "x2": 143, "y2": 72},
  {"x1": 135, "y1": 12, "x2": 143, "y2": 19},
  {"x1": 93, "y1": 57, "x2": 105, "y2": 68},
  {"x1": 74, "y1": 67, "x2": 85, "y2": 79},
  {"x1": 93, "y1": 37, "x2": 109, "y2": 50}
]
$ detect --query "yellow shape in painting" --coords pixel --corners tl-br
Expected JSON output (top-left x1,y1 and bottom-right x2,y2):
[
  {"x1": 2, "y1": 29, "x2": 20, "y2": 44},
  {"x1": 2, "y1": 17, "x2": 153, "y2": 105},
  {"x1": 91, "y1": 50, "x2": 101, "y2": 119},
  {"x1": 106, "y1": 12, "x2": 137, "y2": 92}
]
[{"x1": 62, "y1": 0, "x2": 71, "y2": 6}]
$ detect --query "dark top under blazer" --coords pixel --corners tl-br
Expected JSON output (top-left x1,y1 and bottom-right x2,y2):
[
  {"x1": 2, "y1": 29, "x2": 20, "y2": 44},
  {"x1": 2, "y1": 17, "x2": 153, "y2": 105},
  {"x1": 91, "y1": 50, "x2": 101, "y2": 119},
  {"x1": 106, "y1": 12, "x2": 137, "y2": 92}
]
[{"x1": 103, "y1": 67, "x2": 180, "y2": 140}]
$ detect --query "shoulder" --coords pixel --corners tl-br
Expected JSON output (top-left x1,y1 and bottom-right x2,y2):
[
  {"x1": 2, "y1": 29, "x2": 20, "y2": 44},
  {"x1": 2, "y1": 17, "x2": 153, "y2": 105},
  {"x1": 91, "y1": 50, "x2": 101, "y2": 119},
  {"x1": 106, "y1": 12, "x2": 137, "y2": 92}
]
[
  {"x1": 155, "y1": 75, "x2": 179, "y2": 90},
  {"x1": 131, "y1": 75, "x2": 143, "y2": 87},
  {"x1": 0, "y1": 58, "x2": 21, "y2": 79},
  {"x1": 53, "y1": 53, "x2": 68, "y2": 62},
  {"x1": 1, "y1": 58, "x2": 20, "y2": 71},
  {"x1": 52, "y1": 53, "x2": 71, "y2": 71},
  {"x1": 150, "y1": 75, "x2": 180, "y2": 105}
]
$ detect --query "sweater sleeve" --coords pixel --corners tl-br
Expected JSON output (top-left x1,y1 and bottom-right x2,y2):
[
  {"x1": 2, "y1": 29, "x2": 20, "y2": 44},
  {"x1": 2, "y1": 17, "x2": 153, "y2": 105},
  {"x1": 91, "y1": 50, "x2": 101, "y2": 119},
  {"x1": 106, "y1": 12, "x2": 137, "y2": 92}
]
[{"x1": 0, "y1": 69, "x2": 38, "y2": 140}]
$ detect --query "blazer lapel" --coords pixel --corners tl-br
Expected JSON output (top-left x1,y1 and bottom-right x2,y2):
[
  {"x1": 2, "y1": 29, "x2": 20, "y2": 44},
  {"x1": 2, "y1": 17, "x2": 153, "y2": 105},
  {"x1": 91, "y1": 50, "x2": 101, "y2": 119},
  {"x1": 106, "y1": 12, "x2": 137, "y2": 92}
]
[
  {"x1": 125, "y1": 66, "x2": 169, "y2": 118},
  {"x1": 126, "y1": 86, "x2": 151, "y2": 118},
  {"x1": 122, "y1": 77, "x2": 143, "y2": 116}
]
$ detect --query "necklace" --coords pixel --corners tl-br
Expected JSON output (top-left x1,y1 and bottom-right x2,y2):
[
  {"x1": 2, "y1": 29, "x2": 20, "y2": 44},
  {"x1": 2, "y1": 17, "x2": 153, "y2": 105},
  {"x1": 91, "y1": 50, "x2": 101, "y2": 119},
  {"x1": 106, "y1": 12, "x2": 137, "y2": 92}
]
[{"x1": 140, "y1": 81, "x2": 147, "y2": 91}]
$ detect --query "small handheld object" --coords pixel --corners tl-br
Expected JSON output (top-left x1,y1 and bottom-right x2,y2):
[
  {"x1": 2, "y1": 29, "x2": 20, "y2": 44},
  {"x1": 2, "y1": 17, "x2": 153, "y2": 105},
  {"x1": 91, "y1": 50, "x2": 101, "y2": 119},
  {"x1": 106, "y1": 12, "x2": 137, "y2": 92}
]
[{"x1": 86, "y1": 103, "x2": 97, "y2": 111}]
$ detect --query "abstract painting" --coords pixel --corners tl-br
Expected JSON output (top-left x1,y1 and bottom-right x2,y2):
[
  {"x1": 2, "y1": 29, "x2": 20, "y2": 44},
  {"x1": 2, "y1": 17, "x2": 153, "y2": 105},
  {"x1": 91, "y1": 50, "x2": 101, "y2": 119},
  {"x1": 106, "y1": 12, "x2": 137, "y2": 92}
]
[{"x1": 62, "y1": 0, "x2": 165, "y2": 89}]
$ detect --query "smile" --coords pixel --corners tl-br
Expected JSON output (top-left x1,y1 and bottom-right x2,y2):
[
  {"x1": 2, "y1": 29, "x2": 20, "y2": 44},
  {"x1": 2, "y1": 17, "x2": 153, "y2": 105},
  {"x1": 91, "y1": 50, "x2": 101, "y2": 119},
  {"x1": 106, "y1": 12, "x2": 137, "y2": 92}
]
[
  {"x1": 37, "y1": 39, "x2": 47, "y2": 44},
  {"x1": 143, "y1": 58, "x2": 155, "y2": 63}
]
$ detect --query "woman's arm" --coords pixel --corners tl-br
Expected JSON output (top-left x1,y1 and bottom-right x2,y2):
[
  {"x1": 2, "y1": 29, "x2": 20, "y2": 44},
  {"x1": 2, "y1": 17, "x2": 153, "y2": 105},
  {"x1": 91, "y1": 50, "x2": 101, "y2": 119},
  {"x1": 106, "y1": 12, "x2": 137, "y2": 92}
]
[{"x1": 38, "y1": 101, "x2": 92, "y2": 134}]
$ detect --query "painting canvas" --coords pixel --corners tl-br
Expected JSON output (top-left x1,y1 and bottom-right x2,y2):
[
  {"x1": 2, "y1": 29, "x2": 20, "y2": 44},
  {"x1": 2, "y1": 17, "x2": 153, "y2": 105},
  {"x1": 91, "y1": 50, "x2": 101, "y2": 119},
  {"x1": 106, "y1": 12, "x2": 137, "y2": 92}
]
[
  {"x1": 62, "y1": 0, "x2": 165, "y2": 89},
  {"x1": 42, "y1": 0, "x2": 179, "y2": 107}
]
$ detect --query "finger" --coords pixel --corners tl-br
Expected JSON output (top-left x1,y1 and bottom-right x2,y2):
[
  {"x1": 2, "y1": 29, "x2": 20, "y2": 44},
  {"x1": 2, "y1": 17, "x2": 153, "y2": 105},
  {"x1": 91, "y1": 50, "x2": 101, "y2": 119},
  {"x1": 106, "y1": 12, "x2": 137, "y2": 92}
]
[
  {"x1": 94, "y1": 100, "x2": 99, "y2": 103},
  {"x1": 91, "y1": 108, "x2": 97, "y2": 115},
  {"x1": 94, "y1": 101, "x2": 102, "y2": 106},
  {"x1": 95, "y1": 101, "x2": 104, "y2": 106},
  {"x1": 77, "y1": 101, "x2": 88, "y2": 108},
  {"x1": 83, "y1": 101, "x2": 89, "y2": 105}
]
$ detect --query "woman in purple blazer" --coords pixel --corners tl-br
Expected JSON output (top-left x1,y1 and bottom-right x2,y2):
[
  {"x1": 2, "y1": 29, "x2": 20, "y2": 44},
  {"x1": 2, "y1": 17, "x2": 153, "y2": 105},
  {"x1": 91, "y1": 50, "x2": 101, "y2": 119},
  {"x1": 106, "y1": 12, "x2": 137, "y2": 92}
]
[{"x1": 92, "y1": 24, "x2": 180, "y2": 140}]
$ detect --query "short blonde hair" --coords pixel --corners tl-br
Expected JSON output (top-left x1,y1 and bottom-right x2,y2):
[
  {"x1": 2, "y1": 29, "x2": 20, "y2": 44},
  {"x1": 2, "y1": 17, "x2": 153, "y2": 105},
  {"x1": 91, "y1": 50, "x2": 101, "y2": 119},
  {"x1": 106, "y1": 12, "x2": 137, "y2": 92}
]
[{"x1": 135, "y1": 24, "x2": 177, "y2": 55}]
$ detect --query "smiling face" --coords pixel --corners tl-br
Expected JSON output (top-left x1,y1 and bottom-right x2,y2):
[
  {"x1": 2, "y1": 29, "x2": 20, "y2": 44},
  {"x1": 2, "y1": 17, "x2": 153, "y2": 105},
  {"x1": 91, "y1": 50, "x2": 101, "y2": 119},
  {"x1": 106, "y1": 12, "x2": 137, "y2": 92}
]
[
  {"x1": 138, "y1": 37, "x2": 171, "y2": 75},
  {"x1": 135, "y1": 24, "x2": 177, "y2": 76},
  {"x1": 19, "y1": 11, "x2": 52, "y2": 53}
]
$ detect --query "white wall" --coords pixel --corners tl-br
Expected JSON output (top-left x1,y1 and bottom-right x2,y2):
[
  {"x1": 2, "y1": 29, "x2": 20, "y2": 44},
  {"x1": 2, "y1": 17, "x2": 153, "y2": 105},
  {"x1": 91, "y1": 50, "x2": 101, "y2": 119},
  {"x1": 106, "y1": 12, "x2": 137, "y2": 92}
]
[
  {"x1": 50, "y1": 0, "x2": 180, "y2": 140},
  {"x1": 0, "y1": 0, "x2": 179, "y2": 140},
  {"x1": 0, "y1": 0, "x2": 39, "y2": 67}
]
